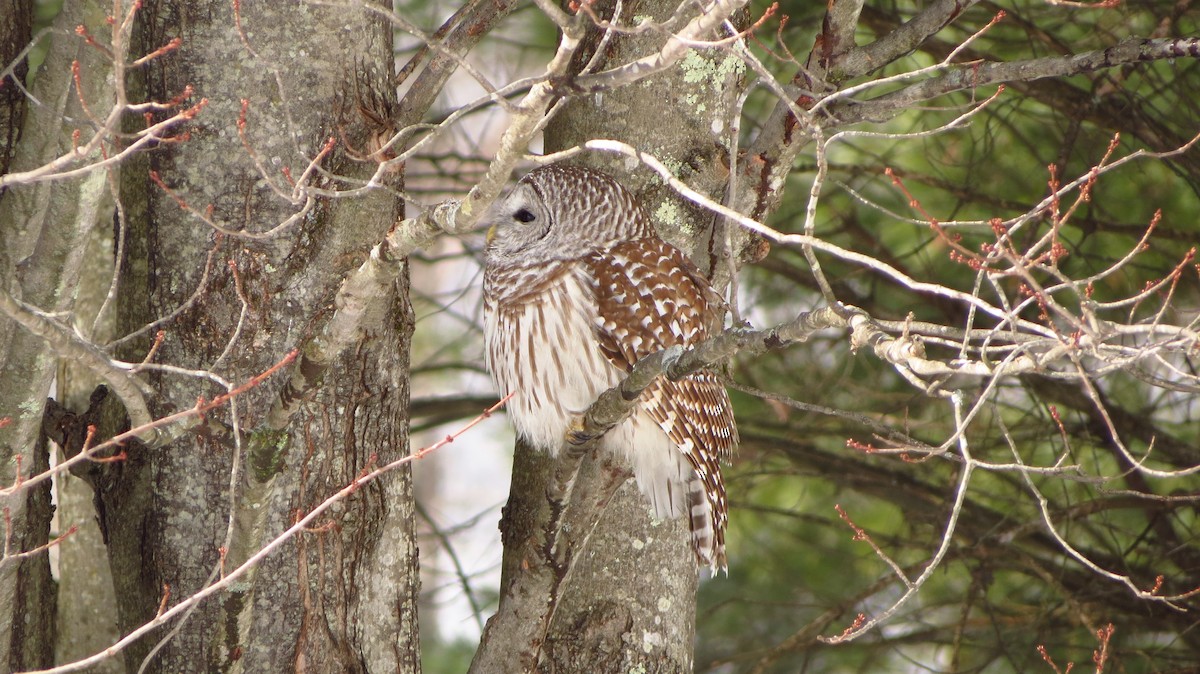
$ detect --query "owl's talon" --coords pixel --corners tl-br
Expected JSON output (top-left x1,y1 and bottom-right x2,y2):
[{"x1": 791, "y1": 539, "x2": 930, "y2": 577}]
[{"x1": 566, "y1": 419, "x2": 593, "y2": 446}]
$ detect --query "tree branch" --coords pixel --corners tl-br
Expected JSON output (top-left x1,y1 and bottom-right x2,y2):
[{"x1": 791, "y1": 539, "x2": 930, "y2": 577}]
[
  {"x1": 831, "y1": 0, "x2": 986, "y2": 81},
  {"x1": 831, "y1": 37, "x2": 1200, "y2": 125},
  {"x1": 817, "y1": 0, "x2": 865, "y2": 70},
  {"x1": 0, "y1": 272, "x2": 153, "y2": 434}
]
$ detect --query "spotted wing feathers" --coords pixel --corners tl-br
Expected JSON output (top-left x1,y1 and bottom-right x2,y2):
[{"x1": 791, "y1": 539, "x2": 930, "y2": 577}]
[{"x1": 584, "y1": 237, "x2": 737, "y2": 570}]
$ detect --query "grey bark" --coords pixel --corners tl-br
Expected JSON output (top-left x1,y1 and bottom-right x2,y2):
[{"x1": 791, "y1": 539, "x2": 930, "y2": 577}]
[
  {"x1": 0, "y1": 0, "x2": 31, "y2": 179},
  {"x1": 84, "y1": 1, "x2": 419, "y2": 671},
  {"x1": 54, "y1": 226, "x2": 122, "y2": 671},
  {"x1": 0, "y1": 0, "x2": 115, "y2": 667}
]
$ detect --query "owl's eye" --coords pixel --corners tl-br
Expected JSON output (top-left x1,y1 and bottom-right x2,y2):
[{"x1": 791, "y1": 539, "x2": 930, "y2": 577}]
[{"x1": 513, "y1": 208, "x2": 537, "y2": 223}]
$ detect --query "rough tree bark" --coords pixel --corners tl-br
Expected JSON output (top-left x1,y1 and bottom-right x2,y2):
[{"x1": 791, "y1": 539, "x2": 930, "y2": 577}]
[
  {"x1": 53, "y1": 231, "x2": 122, "y2": 669},
  {"x1": 16, "y1": 1, "x2": 421, "y2": 671},
  {"x1": 0, "y1": 1, "x2": 113, "y2": 668}
]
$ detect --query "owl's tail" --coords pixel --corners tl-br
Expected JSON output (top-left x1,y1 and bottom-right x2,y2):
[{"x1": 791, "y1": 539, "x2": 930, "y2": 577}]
[{"x1": 687, "y1": 470, "x2": 727, "y2": 574}]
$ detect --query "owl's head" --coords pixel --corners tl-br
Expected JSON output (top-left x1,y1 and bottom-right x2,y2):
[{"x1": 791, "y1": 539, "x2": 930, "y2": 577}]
[{"x1": 485, "y1": 164, "x2": 654, "y2": 262}]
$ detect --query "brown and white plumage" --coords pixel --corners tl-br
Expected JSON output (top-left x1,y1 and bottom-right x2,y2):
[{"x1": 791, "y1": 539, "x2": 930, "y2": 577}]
[{"x1": 482, "y1": 164, "x2": 737, "y2": 571}]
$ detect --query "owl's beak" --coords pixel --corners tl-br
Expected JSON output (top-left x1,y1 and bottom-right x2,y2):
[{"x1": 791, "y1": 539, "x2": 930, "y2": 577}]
[{"x1": 486, "y1": 225, "x2": 497, "y2": 245}]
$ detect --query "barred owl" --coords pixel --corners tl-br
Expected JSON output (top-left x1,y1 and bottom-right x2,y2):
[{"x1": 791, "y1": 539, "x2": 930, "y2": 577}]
[{"x1": 482, "y1": 164, "x2": 737, "y2": 571}]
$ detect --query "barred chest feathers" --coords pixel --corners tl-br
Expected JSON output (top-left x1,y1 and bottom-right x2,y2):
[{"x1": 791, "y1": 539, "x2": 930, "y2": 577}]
[
  {"x1": 482, "y1": 262, "x2": 697, "y2": 524},
  {"x1": 480, "y1": 163, "x2": 734, "y2": 571}
]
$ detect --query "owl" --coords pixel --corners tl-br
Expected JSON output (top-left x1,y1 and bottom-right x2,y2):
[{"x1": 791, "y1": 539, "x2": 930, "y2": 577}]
[{"x1": 482, "y1": 164, "x2": 737, "y2": 571}]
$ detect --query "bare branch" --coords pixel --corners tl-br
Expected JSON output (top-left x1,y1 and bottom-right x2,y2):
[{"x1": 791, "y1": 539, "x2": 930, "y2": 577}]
[
  {"x1": 0, "y1": 287, "x2": 153, "y2": 432},
  {"x1": 832, "y1": 0, "x2": 987, "y2": 81},
  {"x1": 832, "y1": 38, "x2": 1200, "y2": 125}
]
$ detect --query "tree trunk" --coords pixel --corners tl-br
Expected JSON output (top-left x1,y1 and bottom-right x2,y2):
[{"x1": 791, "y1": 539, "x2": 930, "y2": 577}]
[
  {"x1": 93, "y1": 1, "x2": 419, "y2": 671},
  {"x1": 0, "y1": 0, "x2": 114, "y2": 667},
  {"x1": 0, "y1": 0, "x2": 31, "y2": 179},
  {"x1": 53, "y1": 225, "x2": 122, "y2": 670}
]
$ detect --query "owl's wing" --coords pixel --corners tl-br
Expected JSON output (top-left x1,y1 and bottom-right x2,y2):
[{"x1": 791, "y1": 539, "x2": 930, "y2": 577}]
[{"x1": 582, "y1": 237, "x2": 738, "y2": 462}]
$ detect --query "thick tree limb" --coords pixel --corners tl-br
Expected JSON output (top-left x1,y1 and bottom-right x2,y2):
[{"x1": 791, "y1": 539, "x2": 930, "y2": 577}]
[
  {"x1": 0, "y1": 288, "x2": 153, "y2": 433},
  {"x1": 818, "y1": 0, "x2": 865, "y2": 70},
  {"x1": 391, "y1": 0, "x2": 521, "y2": 129},
  {"x1": 831, "y1": 37, "x2": 1200, "y2": 125},
  {"x1": 831, "y1": 0, "x2": 986, "y2": 82}
]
